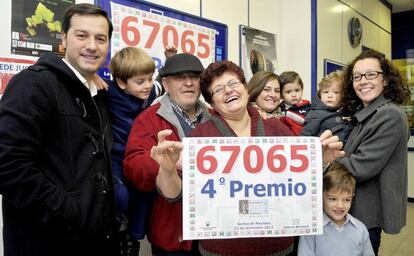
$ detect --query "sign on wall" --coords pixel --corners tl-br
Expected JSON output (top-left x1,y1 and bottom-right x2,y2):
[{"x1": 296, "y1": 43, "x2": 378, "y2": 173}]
[
  {"x1": 182, "y1": 136, "x2": 323, "y2": 240},
  {"x1": 323, "y1": 59, "x2": 346, "y2": 76},
  {"x1": 240, "y1": 25, "x2": 277, "y2": 81},
  {"x1": 0, "y1": 57, "x2": 36, "y2": 99},
  {"x1": 96, "y1": 0, "x2": 228, "y2": 79},
  {"x1": 11, "y1": 0, "x2": 75, "y2": 57}
]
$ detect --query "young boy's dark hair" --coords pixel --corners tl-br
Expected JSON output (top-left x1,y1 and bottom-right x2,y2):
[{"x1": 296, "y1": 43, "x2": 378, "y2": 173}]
[{"x1": 279, "y1": 71, "x2": 304, "y2": 92}]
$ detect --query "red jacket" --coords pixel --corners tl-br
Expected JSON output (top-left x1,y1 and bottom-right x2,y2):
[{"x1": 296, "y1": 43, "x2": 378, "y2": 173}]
[
  {"x1": 280, "y1": 99, "x2": 311, "y2": 135},
  {"x1": 123, "y1": 96, "x2": 210, "y2": 252}
]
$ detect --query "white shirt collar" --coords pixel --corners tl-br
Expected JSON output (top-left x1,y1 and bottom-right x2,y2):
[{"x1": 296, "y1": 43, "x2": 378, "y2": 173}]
[
  {"x1": 323, "y1": 212, "x2": 358, "y2": 231},
  {"x1": 62, "y1": 58, "x2": 97, "y2": 97}
]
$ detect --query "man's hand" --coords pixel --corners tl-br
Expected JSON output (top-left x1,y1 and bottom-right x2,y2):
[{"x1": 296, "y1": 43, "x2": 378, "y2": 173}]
[
  {"x1": 151, "y1": 130, "x2": 183, "y2": 199},
  {"x1": 150, "y1": 130, "x2": 183, "y2": 173},
  {"x1": 164, "y1": 45, "x2": 178, "y2": 59},
  {"x1": 92, "y1": 74, "x2": 109, "y2": 91}
]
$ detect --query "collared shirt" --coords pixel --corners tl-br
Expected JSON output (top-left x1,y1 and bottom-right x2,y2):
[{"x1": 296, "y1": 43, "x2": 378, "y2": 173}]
[
  {"x1": 352, "y1": 94, "x2": 392, "y2": 124},
  {"x1": 169, "y1": 97, "x2": 203, "y2": 129},
  {"x1": 298, "y1": 213, "x2": 375, "y2": 256},
  {"x1": 323, "y1": 212, "x2": 354, "y2": 232},
  {"x1": 62, "y1": 58, "x2": 97, "y2": 97}
]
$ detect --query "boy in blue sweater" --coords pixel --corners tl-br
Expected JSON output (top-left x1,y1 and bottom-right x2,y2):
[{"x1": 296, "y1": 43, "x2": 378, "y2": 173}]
[
  {"x1": 108, "y1": 46, "x2": 158, "y2": 255},
  {"x1": 298, "y1": 162, "x2": 374, "y2": 256}
]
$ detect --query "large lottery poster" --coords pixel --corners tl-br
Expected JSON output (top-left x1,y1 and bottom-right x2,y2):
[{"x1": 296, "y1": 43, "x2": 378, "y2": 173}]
[
  {"x1": 96, "y1": 0, "x2": 228, "y2": 79},
  {"x1": 11, "y1": 0, "x2": 75, "y2": 57},
  {"x1": 182, "y1": 136, "x2": 323, "y2": 240}
]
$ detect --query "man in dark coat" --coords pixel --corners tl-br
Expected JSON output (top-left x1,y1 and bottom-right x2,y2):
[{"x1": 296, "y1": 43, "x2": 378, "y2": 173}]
[{"x1": 0, "y1": 4, "x2": 119, "y2": 256}]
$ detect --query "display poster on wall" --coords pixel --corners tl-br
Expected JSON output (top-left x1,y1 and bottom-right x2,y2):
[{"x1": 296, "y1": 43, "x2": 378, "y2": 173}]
[
  {"x1": 96, "y1": 0, "x2": 228, "y2": 79},
  {"x1": 10, "y1": 0, "x2": 74, "y2": 57},
  {"x1": 240, "y1": 25, "x2": 277, "y2": 81},
  {"x1": 324, "y1": 59, "x2": 346, "y2": 76},
  {"x1": 182, "y1": 136, "x2": 323, "y2": 240},
  {"x1": 0, "y1": 57, "x2": 36, "y2": 99},
  {"x1": 393, "y1": 58, "x2": 414, "y2": 133}
]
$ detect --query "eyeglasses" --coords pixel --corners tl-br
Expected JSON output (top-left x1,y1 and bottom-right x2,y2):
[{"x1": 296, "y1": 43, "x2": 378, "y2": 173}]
[
  {"x1": 172, "y1": 72, "x2": 200, "y2": 82},
  {"x1": 350, "y1": 71, "x2": 383, "y2": 81},
  {"x1": 211, "y1": 80, "x2": 241, "y2": 96}
]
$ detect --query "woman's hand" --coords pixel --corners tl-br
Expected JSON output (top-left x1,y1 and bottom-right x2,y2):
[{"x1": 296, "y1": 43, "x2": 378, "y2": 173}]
[
  {"x1": 93, "y1": 74, "x2": 109, "y2": 91},
  {"x1": 257, "y1": 108, "x2": 269, "y2": 120},
  {"x1": 319, "y1": 130, "x2": 345, "y2": 165},
  {"x1": 151, "y1": 130, "x2": 183, "y2": 199}
]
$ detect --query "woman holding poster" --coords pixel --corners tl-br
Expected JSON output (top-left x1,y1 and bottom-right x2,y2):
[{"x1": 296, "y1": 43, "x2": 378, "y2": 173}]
[
  {"x1": 151, "y1": 61, "x2": 345, "y2": 256},
  {"x1": 194, "y1": 61, "x2": 294, "y2": 255}
]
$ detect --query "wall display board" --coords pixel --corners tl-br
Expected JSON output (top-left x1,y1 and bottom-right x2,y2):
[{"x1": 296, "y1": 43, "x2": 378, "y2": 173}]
[
  {"x1": 393, "y1": 58, "x2": 414, "y2": 140},
  {"x1": 96, "y1": 0, "x2": 228, "y2": 79},
  {"x1": 239, "y1": 25, "x2": 277, "y2": 82},
  {"x1": 0, "y1": 57, "x2": 35, "y2": 99},
  {"x1": 323, "y1": 59, "x2": 345, "y2": 76},
  {"x1": 11, "y1": 0, "x2": 74, "y2": 57},
  {"x1": 182, "y1": 136, "x2": 323, "y2": 240}
]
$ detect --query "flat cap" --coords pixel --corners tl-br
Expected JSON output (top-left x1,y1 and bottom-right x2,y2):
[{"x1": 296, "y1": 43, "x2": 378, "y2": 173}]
[{"x1": 160, "y1": 53, "x2": 204, "y2": 78}]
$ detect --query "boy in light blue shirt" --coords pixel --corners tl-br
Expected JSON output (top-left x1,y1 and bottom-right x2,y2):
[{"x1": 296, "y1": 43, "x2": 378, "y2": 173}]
[{"x1": 298, "y1": 162, "x2": 374, "y2": 256}]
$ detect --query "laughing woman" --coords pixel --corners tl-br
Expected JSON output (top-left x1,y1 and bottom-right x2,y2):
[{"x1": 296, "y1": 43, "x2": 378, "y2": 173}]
[{"x1": 151, "y1": 61, "x2": 345, "y2": 256}]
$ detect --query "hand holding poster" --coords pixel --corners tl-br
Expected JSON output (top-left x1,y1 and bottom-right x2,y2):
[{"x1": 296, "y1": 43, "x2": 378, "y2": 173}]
[{"x1": 182, "y1": 136, "x2": 323, "y2": 240}]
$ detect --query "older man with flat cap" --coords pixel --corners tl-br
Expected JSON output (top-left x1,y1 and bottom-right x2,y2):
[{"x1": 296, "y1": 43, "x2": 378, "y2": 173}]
[{"x1": 123, "y1": 53, "x2": 209, "y2": 255}]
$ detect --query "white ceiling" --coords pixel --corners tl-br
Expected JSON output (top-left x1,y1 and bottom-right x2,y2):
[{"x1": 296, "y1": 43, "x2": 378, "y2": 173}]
[{"x1": 387, "y1": 0, "x2": 414, "y2": 13}]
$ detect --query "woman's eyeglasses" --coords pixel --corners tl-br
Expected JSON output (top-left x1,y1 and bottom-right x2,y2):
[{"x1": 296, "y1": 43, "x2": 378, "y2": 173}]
[
  {"x1": 350, "y1": 71, "x2": 383, "y2": 81},
  {"x1": 211, "y1": 80, "x2": 241, "y2": 96}
]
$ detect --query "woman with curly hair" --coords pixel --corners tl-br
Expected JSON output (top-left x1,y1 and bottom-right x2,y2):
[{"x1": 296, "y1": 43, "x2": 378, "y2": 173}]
[{"x1": 336, "y1": 49, "x2": 410, "y2": 255}]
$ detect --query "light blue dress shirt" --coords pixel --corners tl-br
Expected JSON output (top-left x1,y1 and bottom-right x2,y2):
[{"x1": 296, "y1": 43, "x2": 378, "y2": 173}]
[{"x1": 298, "y1": 213, "x2": 375, "y2": 256}]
